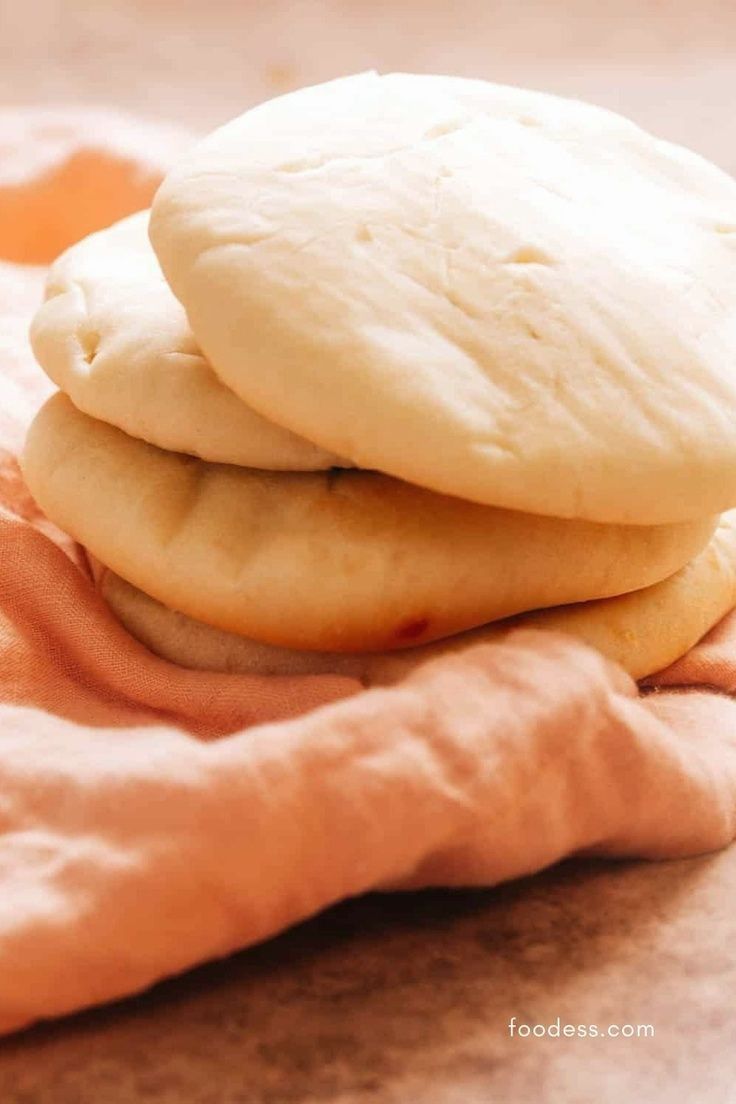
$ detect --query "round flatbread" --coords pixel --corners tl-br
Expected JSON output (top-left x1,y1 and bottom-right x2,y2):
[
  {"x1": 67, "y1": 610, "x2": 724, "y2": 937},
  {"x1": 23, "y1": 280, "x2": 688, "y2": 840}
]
[
  {"x1": 31, "y1": 212, "x2": 345, "y2": 469},
  {"x1": 89, "y1": 510, "x2": 736, "y2": 683},
  {"x1": 23, "y1": 393, "x2": 716, "y2": 652},
  {"x1": 151, "y1": 72, "x2": 736, "y2": 525}
]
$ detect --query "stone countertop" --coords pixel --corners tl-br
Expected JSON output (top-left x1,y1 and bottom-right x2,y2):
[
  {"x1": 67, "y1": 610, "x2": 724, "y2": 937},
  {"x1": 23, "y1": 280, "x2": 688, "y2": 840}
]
[{"x1": 2, "y1": 849, "x2": 735, "y2": 1102}]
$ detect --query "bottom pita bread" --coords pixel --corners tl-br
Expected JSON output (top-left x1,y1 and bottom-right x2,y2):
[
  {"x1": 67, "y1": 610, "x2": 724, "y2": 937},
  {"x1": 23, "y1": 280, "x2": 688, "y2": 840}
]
[
  {"x1": 89, "y1": 511, "x2": 736, "y2": 684},
  {"x1": 24, "y1": 394, "x2": 717, "y2": 652}
]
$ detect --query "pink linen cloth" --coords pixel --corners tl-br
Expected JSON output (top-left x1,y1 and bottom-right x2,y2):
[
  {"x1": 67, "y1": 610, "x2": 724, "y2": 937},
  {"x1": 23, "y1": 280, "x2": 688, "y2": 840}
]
[{"x1": 2, "y1": 120, "x2": 736, "y2": 1038}]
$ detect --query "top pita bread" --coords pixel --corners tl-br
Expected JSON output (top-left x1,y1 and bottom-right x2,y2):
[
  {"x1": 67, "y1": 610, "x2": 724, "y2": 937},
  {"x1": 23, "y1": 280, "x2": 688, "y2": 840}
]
[
  {"x1": 151, "y1": 72, "x2": 736, "y2": 524},
  {"x1": 31, "y1": 212, "x2": 344, "y2": 469}
]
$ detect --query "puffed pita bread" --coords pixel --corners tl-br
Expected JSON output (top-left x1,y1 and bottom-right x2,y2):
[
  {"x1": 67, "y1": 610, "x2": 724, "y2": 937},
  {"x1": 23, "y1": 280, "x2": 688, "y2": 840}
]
[
  {"x1": 23, "y1": 393, "x2": 716, "y2": 652},
  {"x1": 0, "y1": 107, "x2": 190, "y2": 265},
  {"x1": 151, "y1": 72, "x2": 736, "y2": 525},
  {"x1": 31, "y1": 213, "x2": 345, "y2": 469},
  {"x1": 89, "y1": 510, "x2": 736, "y2": 683}
]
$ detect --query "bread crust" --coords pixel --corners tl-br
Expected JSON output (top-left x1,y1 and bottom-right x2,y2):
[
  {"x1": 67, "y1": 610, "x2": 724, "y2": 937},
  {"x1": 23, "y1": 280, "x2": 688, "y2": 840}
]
[
  {"x1": 24, "y1": 393, "x2": 717, "y2": 652},
  {"x1": 90, "y1": 510, "x2": 736, "y2": 683}
]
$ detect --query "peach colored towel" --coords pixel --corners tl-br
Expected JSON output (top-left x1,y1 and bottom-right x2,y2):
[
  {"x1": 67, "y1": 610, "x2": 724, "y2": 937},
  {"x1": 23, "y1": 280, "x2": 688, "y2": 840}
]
[{"x1": 3, "y1": 119, "x2": 736, "y2": 1038}]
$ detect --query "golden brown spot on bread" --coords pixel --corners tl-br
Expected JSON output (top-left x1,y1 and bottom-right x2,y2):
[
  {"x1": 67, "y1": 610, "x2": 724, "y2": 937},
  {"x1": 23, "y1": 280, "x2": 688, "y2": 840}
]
[
  {"x1": 395, "y1": 616, "x2": 430, "y2": 641},
  {"x1": 506, "y1": 245, "x2": 554, "y2": 266}
]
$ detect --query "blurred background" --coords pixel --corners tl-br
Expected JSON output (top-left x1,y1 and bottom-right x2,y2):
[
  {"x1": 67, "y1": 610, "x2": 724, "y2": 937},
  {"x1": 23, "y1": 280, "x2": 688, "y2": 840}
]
[{"x1": 1, "y1": 0, "x2": 734, "y2": 172}]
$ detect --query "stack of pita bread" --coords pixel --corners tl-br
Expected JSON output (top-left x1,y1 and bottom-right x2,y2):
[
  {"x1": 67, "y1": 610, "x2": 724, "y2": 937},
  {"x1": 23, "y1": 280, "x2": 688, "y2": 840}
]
[{"x1": 22, "y1": 73, "x2": 736, "y2": 683}]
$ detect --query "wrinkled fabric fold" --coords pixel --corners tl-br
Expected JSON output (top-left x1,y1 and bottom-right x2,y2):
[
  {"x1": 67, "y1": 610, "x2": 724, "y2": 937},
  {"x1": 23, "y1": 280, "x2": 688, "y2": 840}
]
[{"x1": 5, "y1": 482, "x2": 736, "y2": 1035}]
